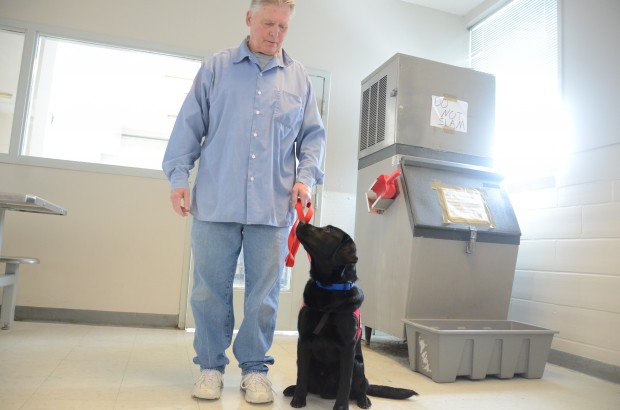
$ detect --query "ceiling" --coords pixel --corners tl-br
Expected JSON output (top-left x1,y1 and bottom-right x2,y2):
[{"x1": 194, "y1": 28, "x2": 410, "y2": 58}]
[{"x1": 400, "y1": 0, "x2": 487, "y2": 16}]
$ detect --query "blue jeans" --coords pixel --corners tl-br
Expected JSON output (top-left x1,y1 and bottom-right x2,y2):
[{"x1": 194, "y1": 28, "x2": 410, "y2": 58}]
[{"x1": 190, "y1": 220, "x2": 289, "y2": 375}]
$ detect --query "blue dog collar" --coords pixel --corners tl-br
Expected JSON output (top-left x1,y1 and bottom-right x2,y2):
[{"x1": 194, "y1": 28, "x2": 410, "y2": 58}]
[{"x1": 315, "y1": 281, "x2": 356, "y2": 291}]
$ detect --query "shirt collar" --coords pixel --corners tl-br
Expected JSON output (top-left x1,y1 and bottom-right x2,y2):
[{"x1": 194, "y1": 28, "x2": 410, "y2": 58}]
[{"x1": 234, "y1": 37, "x2": 291, "y2": 69}]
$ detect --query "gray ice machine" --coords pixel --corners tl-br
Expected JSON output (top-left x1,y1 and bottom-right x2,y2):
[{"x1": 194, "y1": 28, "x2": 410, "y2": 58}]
[
  {"x1": 354, "y1": 53, "x2": 522, "y2": 341},
  {"x1": 355, "y1": 54, "x2": 559, "y2": 383}
]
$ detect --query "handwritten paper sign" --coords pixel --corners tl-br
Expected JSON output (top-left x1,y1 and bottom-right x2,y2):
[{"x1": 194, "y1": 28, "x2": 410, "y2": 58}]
[{"x1": 430, "y1": 95, "x2": 468, "y2": 133}]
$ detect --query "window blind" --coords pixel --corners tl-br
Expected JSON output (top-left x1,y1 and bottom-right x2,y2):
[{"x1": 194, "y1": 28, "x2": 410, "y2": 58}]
[{"x1": 470, "y1": 0, "x2": 560, "y2": 180}]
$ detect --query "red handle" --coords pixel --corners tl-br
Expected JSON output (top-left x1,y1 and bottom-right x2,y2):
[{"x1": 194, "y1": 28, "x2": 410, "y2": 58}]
[
  {"x1": 385, "y1": 169, "x2": 401, "y2": 184},
  {"x1": 382, "y1": 169, "x2": 401, "y2": 198},
  {"x1": 371, "y1": 169, "x2": 401, "y2": 199}
]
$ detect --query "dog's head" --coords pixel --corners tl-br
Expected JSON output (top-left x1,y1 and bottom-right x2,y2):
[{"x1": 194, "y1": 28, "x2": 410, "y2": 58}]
[{"x1": 295, "y1": 222, "x2": 358, "y2": 284}]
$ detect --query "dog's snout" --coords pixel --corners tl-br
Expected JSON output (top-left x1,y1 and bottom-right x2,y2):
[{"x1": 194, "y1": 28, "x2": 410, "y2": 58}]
[{"x1": 296, "y1": 220, "x2": 313, "y2": 231}]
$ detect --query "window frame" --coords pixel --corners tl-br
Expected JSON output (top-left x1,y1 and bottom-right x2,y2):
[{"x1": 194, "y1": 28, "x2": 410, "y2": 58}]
[
  {"x1": 0, "y1": 17, "x2": 207, "y2": 180},
  {"x1": 0, "y1": 27, "x2": 25, "y2": 155}
]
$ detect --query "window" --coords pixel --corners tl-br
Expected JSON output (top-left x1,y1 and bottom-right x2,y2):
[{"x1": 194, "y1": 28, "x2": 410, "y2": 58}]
[
  {"x1": 0, "y1": 29, "x2": 25, "y2": 154},
  {"x1": 470, "y1": 0, "x2": 561, "y2": 181},
  {"x1": 23, "y1": 36, "x2": 201, "y2": 169}
]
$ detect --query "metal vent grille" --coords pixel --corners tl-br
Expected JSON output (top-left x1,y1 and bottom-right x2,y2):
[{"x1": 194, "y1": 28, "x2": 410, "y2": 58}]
[{"x1": 359, "y1": 75, "x2": 387, "y2": 153}]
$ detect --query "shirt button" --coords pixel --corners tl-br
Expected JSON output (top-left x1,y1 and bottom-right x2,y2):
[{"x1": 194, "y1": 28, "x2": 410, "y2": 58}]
[
  {"x1": 253, "y1": 132, "x2": 258, "y2": 137},
  {"x1": 256, "y1": 110, "x2": 260, "y2": 115},
  {"x1": 251, "y1": 154, "x2": 256, "y2": 159},
  {"x1": 257, "y1": 90, "x2": 262, "y2": 95},
  {"x1": 250, "y1": 176, "x2": 255, "y2": 182}
]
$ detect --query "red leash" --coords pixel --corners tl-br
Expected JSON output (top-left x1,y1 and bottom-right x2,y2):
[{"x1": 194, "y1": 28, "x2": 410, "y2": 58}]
[{"x1": 285, "y1": 199, "x2": 314, "y2": 267}]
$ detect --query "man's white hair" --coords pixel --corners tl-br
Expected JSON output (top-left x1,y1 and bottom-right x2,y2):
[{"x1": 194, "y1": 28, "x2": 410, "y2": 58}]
[{"x1": 249, "y1": 0, "x2": 295, "y2": 14}]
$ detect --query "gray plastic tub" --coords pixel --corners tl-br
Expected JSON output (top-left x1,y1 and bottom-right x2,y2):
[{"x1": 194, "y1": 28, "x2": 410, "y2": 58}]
[{"x1": 404, "y1": 319, "x2": 558, "y2": 383}]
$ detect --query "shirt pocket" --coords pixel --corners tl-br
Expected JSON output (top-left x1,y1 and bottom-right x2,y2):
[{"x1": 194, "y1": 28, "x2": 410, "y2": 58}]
[{"x1": 273, "y1": 89, "x2": 303, "y2": 129}]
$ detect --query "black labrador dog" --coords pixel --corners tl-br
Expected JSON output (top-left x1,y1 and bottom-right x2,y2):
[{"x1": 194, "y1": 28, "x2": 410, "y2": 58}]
[{"x1": 283, "y1": 222, "x2": 417, "y2": 410}]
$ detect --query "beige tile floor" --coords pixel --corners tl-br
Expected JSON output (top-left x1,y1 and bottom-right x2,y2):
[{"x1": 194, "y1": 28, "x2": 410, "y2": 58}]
[{"x1": 0, "y1": 321, "x2": 618, "y2": 410}]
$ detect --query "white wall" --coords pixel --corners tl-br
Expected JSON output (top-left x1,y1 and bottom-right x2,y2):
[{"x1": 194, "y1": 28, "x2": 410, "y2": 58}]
[
  {"x1": 0, "y1": 0, "x2": 468, "y2": 321},
  {"x1": 507, "y1": 0, "x2": 620, "y2": 369},
  {"x1": 0, "y1": 163, "x2": 188, "y2": 315}
]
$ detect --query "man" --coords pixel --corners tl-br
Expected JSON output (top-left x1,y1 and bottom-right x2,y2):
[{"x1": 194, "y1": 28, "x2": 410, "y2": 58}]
[{"x1": 162, "y1": 0, "x2": 325, "y2": 404}]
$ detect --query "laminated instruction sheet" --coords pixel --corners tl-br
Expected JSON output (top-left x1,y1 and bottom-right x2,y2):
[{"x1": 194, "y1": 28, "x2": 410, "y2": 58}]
[{"x1": 431, "y1": 180, "x2": 495, "y2": 227}]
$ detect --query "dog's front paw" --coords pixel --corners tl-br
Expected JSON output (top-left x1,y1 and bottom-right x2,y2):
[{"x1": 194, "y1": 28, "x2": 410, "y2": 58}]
[
  {"x1": 356, "y1": 395, "x2": 372, "y2": 409},
  {"x1": 283, "y1": 385, "x2": 296, "y2": 397},
  {"x1": 333, "y1": 402, "x2": 349, "y2": 410},
  {"x1": 290, "y1": 396, "x2": 307, "y2": 408}
]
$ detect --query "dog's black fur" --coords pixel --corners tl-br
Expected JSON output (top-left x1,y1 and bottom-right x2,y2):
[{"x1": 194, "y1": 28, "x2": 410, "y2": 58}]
[{"x1": 283, "y1": 222, "x2": 418, "y2": 410}]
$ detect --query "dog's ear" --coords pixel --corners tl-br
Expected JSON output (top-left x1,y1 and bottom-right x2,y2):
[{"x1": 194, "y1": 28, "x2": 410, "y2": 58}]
[{"x1": 332, "y1": 234, "x2": 358, "y2": 265}]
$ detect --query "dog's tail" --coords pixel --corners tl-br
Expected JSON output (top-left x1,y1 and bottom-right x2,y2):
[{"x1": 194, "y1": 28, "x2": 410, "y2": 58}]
[{"x1": 367, "y1": 384, "x2": 418, "y2": 399}]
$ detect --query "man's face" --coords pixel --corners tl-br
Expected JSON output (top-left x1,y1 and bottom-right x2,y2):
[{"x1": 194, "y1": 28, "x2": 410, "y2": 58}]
[{"x1": 246, "y1": 4, "x2": 292, "y2": 56}]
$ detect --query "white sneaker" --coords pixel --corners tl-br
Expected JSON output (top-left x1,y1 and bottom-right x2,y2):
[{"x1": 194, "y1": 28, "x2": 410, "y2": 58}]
[
  {"x1": 240, "y1": 372, "x2": 274, "y2": 404},
  {"x1": 192, "y1": 369, "x2": 223, "y2": 400}
]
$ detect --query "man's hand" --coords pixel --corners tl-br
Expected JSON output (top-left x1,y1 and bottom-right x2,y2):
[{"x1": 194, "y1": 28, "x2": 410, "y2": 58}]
[
  {"x1": 170, "y1": 188, "x2": 190, "y2": 217},
  {"x1": 291, "y1": 182, "x2": 311, "y2": 208}
]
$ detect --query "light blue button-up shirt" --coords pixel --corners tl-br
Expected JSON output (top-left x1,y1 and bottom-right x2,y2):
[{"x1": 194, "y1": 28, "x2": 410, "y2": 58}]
[{"x1": 163, "y1": 39, "x2": 326, "y2": 227}]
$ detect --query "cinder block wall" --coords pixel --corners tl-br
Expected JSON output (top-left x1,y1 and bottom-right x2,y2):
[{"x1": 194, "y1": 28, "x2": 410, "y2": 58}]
[{"x1": 507, "y1": 0, "x2": 620, "y2": 379}]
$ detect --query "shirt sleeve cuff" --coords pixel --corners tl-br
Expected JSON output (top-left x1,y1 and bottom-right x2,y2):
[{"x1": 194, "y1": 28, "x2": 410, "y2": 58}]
[{"x1": 169, "y1": 172, "x2": 190, "y2": 190}]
